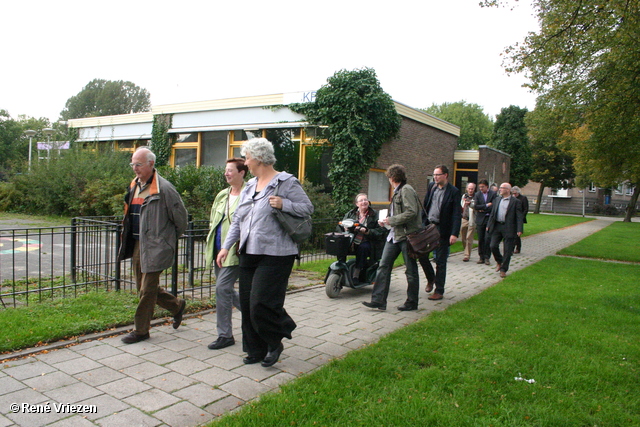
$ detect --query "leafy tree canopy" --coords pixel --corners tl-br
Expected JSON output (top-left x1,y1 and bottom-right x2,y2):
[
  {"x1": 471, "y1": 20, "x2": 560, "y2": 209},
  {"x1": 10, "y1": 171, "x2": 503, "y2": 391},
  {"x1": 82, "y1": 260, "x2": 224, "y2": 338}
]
[
  {"x1": 60, "y1": 79, "x2": 151, "y2": 120},
  {"x1": 484, "y1": 0, "x2": 640, "y2": 220},
  {"x1": 492, "y1": 105, "x2": 533, "y2": 188},
  {"x1": 0, "y1": 111, "x2": 52, "y2": 176},
  {"x1": 291, "y1": 68, "x2": 401, "y2": 213},
  {"x1": 422, "y1": 101, "x2": 494, "y2": 149}
]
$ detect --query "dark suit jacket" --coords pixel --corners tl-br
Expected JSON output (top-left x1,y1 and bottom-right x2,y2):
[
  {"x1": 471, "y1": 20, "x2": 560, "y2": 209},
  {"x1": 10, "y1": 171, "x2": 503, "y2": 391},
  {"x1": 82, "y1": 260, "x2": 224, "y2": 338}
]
[
  {"x1": 487, "y1": 196, "x2": 524, "y2": 237},
  {"x1": 473, "y1": 189, "x2": 497, "y2": 226},
  {"x1": 516, "y1": 194, "x2": 529, "y2": 224},
  {"x1": 422, "y1": 182, "x2": 462, "y2": 243}
]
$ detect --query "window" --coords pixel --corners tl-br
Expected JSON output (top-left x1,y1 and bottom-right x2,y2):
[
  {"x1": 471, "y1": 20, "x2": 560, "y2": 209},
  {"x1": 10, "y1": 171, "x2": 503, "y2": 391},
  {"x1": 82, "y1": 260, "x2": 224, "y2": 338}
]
[
  {"x1": 266, "y1": 129, "x2": 301, "y2": 178},
  {"x1": 201, "y1": 131, "x2": 228, "y2": 168},
  {"x1": 368, "y1": 170, "x2": 390, "y2": 203},
  {"x1": 172, "y1": 133, "x2": 200, "y2": 166},
  {"x1": 614, "y1": 184, "x2": 623, "y2": 195},
  {"x1": 625, "y1": 185, "x2": 634, "y2": 196},
  {"x1": 550, "y1": 188, "x2": 569, "y2": 197},
  {"x1": 588, "y1": 182, "x2": 596, "y2": 192}
]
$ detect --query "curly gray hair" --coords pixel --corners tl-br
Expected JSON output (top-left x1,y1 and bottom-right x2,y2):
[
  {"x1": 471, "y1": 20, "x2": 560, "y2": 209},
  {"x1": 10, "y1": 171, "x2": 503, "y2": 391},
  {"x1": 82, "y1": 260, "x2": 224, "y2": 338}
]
[{"x1": 241, "y1": 138, "x2": 276, "y2": 166}]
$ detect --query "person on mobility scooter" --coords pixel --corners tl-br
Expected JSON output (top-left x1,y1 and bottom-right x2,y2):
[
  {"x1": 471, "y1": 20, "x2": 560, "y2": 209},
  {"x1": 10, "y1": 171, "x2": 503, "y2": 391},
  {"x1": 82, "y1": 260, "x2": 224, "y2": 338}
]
[{"x1": 324, "y1": 193, "x2": 388, "y2": 298}]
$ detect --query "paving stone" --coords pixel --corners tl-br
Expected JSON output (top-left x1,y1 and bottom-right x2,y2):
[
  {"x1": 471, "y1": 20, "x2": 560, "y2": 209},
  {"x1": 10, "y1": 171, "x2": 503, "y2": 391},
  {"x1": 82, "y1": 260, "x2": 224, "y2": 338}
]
[
  {"x1": 145, "y1": 371, "x2": 197, "y2": 393},
  {"x1": 0, "y1": 374, "x2": 27, "y2": 394},
  {"x1": 172, "y1": 382, "x2": 229, "y2": 408},
  {"x1": 188, "y1": 366, "x2": 241, "y2": 387},
  {"x1": 23, "y1": 370, "x2": 78, "y2": 392},
  {"x1": 34, "y1": 349, "x2": 80, "y2": 365},
  {"x1": 97, "y1": 377, "x2": 152, "y2": 399},
  {"x1": 218, "y1": 377, "x2": 271, "y2": 401},
  {"x1": 140, "y1": 349, "x2": 187, "y2": 365},
  {"x1": 75, "y1": 366, "x2": 127, "y2": 387},
  {"x1": 124, "y1": 388, "x2": 181, "y2": 412},
  {"x1": 153, "y1": 401, "x2": 214, "y2": 427},
  {"x1": 52, "y1": 356, "x2": 103, "y2": 375},
  {"x1": 99, "y1": 353, "x2": 147, "y2": 371},
  {"x1": 204, "y1": 394, "x2": 245, "y2": 417},
  {"x1": 94, "y1": 407, "x2": 160, "y2": 427},
  {"x1": 74, "y1": 344, "x2": 124, "y2": 361},
  {"x1": 44, "y1": 381, "x2": 103, "y2": 404},
  {"x1": 75, "y1": 393, "x2": 131, "y2": 420},
  {"x1": 121, "y1": 361, "x2": 170, "y2": 381},
  {"x1": 2, "y1": 360, "x2": 57, "y2": 380},
  {"x1": 164, "y1": 357, "x2": 210, "y2": 376},
  {"x1": 0, "y1": 387, "x2": 48, "y2": 410},
  {"x1": 47, "y1": 414, "x2": 97, "y2": 427}
]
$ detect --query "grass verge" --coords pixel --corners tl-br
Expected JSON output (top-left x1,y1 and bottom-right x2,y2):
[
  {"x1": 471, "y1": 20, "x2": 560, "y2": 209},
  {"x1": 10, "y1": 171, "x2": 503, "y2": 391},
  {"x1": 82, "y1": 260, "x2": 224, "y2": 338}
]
[
  {"x1": 558, "y1": 221, "x2": 640, "y2": 262},
  {"x1": 211, "y1": 256, "x2": 640, "y2": 426}
]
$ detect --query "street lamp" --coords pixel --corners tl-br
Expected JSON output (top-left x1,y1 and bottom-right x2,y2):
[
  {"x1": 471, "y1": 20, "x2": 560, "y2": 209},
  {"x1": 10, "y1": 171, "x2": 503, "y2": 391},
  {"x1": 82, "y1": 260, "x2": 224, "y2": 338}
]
[
  {"x1": 43, "y1": 128, "x2": 55, "y2": 161},
  {"x1": 24, "y1": 130, "x2": 37, "y2": 171}
]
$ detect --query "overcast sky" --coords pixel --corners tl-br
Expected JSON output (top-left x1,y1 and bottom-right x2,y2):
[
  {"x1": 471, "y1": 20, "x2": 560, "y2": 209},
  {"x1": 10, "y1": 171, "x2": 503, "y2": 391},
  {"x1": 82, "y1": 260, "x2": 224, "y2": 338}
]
[{"x1": 2, "y1": 0, "x2": 539, "y2": 124}]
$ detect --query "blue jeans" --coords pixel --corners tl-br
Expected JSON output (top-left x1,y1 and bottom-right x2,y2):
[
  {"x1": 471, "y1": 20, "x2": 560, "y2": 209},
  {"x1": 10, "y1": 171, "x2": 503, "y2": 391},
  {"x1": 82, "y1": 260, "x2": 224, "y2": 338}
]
[
  {"x1": 419, "y1": 241, "x2": 450, "y2": 295},
  {"x1": 370, "y1": 239, "x2": 420, "y2": 307}
]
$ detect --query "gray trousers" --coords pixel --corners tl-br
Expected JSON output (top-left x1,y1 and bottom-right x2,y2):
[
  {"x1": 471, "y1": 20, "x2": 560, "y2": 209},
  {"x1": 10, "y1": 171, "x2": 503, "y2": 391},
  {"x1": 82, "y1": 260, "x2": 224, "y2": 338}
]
[{"x1": 214, "y1": 264, "x2": 240, "y2": 338}]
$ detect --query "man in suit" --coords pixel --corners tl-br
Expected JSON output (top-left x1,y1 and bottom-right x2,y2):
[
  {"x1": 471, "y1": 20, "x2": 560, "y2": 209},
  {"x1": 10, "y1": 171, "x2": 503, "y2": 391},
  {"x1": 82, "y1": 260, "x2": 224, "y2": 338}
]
[
  {"x1": 473, "y1": 179, "x2": 496, "y2": 265},
  {"x1": 487, "y1": 183, "x2": 524, "y2": 278},
  {"x1": 418, "y1": 165, "x2": 461, "y2": 301},
  {"x1": 511, "y1": 186, "x2": 529, "y2": 254}
]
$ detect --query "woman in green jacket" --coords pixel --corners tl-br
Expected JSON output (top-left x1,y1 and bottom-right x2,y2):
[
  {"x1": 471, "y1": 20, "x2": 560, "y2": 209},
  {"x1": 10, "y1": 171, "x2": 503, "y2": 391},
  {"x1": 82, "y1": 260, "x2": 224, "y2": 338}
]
[{"x1": 204, "y1": 158, "x2": 247, "y2": 350}]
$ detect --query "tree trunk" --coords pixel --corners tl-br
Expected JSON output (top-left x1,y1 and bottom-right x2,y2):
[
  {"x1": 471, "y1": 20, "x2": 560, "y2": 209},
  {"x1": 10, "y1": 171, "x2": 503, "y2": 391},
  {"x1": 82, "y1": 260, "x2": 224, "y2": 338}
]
[
  {"x1": 534, "y1": 181, "x2": 545, "y2": 214},
  {"x1": 624, "y1": 181, "x2": 639, "y2": 222}
]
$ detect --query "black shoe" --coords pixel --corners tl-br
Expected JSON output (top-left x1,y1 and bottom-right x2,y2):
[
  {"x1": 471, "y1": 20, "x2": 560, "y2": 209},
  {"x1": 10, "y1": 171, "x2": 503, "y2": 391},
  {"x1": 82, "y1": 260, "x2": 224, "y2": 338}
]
[
  {"x1": 121, "y1": 332, "x2": 150, "y2": 344},
  {"x1": 243, "y1": 356, "x2": 263, "y2": 365},
  {"x1": 173, "y1": 299, "x2": 186, "y2": 329},
  {"x1": 362, "y1": 301, "x2": 386, "y2": 310},
  {"x1": 208, "y1": 336, "x2": 235, "y2": 350},
  {"x1": 397, "y1": 304, "x2": 418, "y2": 311},
  {"x1": 261, "y1": 343, "x2": 284, "y2": 367}
]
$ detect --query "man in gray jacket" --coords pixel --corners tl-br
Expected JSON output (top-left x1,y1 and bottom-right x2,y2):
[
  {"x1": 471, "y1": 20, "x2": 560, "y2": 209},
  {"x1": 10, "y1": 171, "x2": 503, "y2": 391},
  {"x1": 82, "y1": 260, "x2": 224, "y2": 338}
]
[
  {"x1": 118, "y1": 147, "x2": 188, "y2": 344},
  {"x1": 363, "y1": 164, "x2": 422, "y2": 311}
]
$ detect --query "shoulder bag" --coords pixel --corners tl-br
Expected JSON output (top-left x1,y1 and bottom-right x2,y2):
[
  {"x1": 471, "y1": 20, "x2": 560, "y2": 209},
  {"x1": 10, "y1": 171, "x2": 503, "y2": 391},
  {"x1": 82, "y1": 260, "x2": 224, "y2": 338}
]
[
  {"x1": 406, "y1": 185, "x2": 440, "y2": 259},
  {"x1": 272, "y1": 180, "x2": 313, "y2": 244}
]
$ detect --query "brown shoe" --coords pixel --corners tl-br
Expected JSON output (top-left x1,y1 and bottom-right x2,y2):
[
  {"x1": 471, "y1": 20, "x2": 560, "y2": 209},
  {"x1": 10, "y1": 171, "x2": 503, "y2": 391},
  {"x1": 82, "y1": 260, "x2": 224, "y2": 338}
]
[
  {"x1": 514, "y1": 249, "x2": 520, "y2": 254},
  {"x1": 476, "y1": 259, "x2": 485, "y2": 264},
  {"x1": 500, "y1": 270, "x2": 507, "y2": 278},
  {"x1": 485, "y1": 259, "x2": 491, "y2": 266},
  {"x1": 121, "y1": 332, "x2": 150, "y2": 344},
  {"x1": 495, "y1": 264, "x2": 502, "y2": 272},
  {"x1": 425, "y1": 280, "x2": 434, "y2": 293},
  {"x1": 428, "y1": 293, "x2": 443, "y2": 301},
  {"x1": 463, "y1": 257, "x2": 470, "y2": 262}
]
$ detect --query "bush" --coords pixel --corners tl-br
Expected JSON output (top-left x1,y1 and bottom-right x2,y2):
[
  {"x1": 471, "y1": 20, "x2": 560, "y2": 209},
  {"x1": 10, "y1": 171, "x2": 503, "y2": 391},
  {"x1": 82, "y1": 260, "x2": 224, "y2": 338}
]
[
  {"x1": 592, "y1": 203, "x2": 619, "y2": 216},
  {"x1": 7, "y1": 148, "x2": 131, "y2": 216},
  {"x1": 0, "y1": 182, "x2": 19, "y2": 211},
  {"x1": 157, "y1": 164, "x2": 227, "y2": 221}
]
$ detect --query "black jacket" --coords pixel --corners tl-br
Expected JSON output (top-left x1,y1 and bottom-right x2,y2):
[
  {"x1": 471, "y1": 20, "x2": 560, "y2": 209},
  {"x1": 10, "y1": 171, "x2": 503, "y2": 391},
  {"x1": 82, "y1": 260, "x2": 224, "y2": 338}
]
[
  {"x1": 473, "y1": 189, "x2": 497, "y2": 226},
  {"x1": 487, "y1": 196, "x2": 524, "y2": 237},
  {"x1": 341, "y1": 207, "x2": 388, "y2": 261},
  {"x1": 422, "y1": 182, "x2": 462, "y2": 244}
]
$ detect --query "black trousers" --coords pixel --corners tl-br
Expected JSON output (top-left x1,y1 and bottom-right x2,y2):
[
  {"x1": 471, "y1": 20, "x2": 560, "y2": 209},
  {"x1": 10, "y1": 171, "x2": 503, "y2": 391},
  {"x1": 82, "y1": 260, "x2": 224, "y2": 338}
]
[
  {"x1": 476, "y1": 217, "x2": 491, "y2": 260},
  {"x1": 238, "y1": 254, "x2": 297, "y2": 358},
  {"x1": 490, "y1": 224, "x2": 516, "y2": 272}
]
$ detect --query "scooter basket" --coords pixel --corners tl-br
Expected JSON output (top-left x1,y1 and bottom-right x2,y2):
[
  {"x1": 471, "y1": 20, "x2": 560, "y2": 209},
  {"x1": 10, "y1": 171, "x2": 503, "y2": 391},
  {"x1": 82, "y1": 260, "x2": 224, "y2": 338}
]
[{"x1": 325, "y1": 232, "x2": 351, "y2": 257}]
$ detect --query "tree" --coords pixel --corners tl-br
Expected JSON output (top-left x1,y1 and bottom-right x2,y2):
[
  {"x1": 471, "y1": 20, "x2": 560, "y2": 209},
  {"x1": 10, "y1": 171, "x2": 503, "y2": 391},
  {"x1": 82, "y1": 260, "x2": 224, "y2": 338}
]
[
  {"x1": 0, "y1": 111, "x2": 52, "y2": 177},
  {"x1": 60, "y1": 79, "x2": 151, "y2": 120},
  {"x1": 492, "y1": 105, "x2": 533, "y2": 187},
  {"x1": 485, "y1": 0, "x2": 640, "y2": 221},
  {"x1": 422, "y1": 101, "x2": 494, "y2": 149},
  {"x1": 525, "y1": 101, "x2": 575, "y2": 214},
  {"x1": 291, "y1": 68, "x2": 401, "y2": 213}
]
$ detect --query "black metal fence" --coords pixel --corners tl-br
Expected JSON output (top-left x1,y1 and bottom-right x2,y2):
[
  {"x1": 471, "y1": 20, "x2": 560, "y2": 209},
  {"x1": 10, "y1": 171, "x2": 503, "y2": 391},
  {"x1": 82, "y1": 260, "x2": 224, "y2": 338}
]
[{"x1": 0, "y1": 216, "x2": 338, "y2": 308}]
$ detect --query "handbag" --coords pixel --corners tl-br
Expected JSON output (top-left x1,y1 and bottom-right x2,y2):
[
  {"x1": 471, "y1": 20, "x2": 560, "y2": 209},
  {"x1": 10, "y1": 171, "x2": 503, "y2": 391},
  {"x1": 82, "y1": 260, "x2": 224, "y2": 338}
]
[
  {"x1": 272, "y1": 180, "x2": 313, "y2": 244},
  {"x1": 406, "y1": 223, "x2": 440, "y2": 259}
]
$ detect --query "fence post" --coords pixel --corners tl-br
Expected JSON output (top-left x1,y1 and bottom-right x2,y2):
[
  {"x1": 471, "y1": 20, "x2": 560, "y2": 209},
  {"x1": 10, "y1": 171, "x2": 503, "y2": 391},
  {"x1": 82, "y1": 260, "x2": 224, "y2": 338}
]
[
  {"x1": 187, "y1": 220, "x2": 195, "y2": 290},
  {"x1": 70, "y1": 217, "x2": 77, "y2": 283},
  {"x1": 115, "y1": 223, "x2": 122, "y2": 291}
]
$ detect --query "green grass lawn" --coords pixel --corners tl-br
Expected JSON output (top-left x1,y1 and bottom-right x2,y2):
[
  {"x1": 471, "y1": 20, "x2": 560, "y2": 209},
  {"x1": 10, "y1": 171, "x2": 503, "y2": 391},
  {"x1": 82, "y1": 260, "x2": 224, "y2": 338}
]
[
  {"x1": 212, "y1": 256, "x2": 640, "y2": 426},
  {"x1": 558, "y1": 221, "x2": 640, "y2": 262}
]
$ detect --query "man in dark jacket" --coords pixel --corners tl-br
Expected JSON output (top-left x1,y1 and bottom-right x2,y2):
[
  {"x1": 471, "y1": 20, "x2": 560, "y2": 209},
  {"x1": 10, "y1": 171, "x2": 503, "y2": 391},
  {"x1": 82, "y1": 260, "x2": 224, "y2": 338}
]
[
  {"x1": 118, "y1": 147, "x2": 189, "y2": 344},
  {"x1": 473, "y1": 179, "x2": 496, "y2": 265},
  {"x1": 487, "y1": 183, "x2": 524, "y2": 278},
  {"x1": 511, "y1": 186, "x2": 529, "y2": 253},
  {"x1": 419, "y1": 165, "x2": 462, "y2": 301}
]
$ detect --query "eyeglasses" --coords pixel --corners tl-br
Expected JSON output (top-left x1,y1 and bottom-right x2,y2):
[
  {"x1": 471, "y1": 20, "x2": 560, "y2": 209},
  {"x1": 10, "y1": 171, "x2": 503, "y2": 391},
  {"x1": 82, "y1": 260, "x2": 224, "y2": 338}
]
[
  {"x1": 499, "y1": 186, "x2": 509, "y2": 189},
  {"x1": 129, "y1": 161, "x2": 150, "y2": 168},
  {"x1": 433, "y1": 173, "x2": 445, "y2": 177}
]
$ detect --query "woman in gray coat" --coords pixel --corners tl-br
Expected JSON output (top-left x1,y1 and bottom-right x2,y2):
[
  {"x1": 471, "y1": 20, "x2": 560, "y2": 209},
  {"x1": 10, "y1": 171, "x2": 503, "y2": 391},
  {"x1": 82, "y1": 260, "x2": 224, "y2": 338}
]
[{"x1": 217, "y1": 138, "x2": 313, "y2": 368}]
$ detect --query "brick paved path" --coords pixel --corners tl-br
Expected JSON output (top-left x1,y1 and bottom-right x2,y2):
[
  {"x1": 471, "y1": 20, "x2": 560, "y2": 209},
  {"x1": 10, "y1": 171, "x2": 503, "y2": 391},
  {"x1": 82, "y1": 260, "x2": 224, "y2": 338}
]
[{"x1": 0, "y1": 218, "x2": 615, "y2": 426}]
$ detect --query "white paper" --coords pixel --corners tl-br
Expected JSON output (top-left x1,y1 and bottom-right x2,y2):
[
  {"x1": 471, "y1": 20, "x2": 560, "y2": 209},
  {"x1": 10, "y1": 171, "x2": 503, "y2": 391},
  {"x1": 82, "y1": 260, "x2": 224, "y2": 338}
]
[{"x1": 378, "y1": 209, "x2": 391, "y2": 229}]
